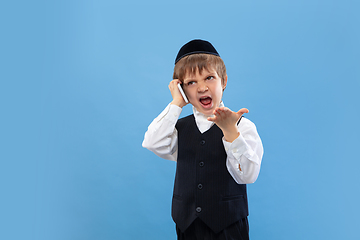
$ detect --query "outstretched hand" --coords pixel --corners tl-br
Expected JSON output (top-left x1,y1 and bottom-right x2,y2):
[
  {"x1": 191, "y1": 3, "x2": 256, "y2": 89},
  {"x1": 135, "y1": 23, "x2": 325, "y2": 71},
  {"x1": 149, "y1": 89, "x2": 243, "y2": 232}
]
[{"x1": 207, "y1": 107, "x2": 249, "y2": 142}]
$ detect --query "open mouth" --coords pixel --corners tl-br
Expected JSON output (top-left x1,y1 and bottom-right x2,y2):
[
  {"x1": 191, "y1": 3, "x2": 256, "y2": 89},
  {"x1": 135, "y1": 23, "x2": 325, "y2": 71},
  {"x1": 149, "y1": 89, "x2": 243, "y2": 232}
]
[{"x1": 199, "y1": 96, "x2": 213, "y2": 108}]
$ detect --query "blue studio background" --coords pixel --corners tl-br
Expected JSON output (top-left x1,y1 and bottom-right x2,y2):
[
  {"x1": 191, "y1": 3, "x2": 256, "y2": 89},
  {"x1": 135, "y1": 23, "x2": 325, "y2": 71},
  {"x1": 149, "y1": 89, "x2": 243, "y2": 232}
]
[{"x1": 1, "y1": 0, "x2": 359, "y2": 239}]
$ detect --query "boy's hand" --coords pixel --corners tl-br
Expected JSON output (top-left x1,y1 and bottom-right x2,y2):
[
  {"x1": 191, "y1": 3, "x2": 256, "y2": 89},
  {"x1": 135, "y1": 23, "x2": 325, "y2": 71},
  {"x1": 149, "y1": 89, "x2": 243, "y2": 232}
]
[
  {"x1": 169, "y1": 79, "x2": 188, "y2": 108},
  {"x1": 207, "y1": 107, "x2": 249, "y2": 143}
]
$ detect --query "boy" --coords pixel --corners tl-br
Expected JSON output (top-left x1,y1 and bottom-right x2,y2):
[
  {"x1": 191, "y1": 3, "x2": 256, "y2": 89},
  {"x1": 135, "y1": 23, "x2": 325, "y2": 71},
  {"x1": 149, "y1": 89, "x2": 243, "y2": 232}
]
[{"x1": 142, "y1": 39, "x2": 263, "y2": 240}]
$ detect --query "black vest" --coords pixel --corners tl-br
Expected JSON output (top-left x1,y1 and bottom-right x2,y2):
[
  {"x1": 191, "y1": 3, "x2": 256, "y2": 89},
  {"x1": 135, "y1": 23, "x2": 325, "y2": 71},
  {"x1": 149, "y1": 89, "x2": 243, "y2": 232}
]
[{"x1": 172, "y1": 115, "x2": 248, "y2": 233}]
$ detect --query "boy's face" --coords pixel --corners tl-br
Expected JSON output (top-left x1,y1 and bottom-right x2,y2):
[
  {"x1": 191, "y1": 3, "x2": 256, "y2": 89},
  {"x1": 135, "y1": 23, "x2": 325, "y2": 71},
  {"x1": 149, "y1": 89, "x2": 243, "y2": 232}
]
[{"x1": 183, "y1": 68, "x2": 227, "y2": 116}]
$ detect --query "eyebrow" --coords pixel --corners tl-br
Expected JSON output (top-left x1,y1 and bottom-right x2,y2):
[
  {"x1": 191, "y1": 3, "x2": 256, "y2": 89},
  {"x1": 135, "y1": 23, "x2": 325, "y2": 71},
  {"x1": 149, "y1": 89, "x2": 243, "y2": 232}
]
[
  {"x1": 183, "y1": 72, "x2": 216, "y2": 83},
  {"x1": 183, "y1": 78, "x2": 195, "y2": 83}
]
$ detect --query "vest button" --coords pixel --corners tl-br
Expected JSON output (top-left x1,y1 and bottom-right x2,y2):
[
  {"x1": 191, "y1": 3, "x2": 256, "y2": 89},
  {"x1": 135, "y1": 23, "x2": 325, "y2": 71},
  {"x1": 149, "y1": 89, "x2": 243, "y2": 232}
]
[
  {"x1": 196, "y1": 207, "x2": 202, "y2": 213},
  {"x1": 199, "y1": 161, "x2": 204, "y2": 167},
  {"x1": 200, "y1": 140, "x2": 206, "y2": 145},
  {"x1": 198, "y1": 184, "x2": 203, "y2": 189}
]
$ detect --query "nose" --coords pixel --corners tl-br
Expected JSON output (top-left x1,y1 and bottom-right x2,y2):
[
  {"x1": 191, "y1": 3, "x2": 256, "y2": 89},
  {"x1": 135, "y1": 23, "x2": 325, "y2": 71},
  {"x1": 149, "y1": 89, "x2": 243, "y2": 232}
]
[{"x1": 197, "y1": 82, "x2": 208, "y2": 92}]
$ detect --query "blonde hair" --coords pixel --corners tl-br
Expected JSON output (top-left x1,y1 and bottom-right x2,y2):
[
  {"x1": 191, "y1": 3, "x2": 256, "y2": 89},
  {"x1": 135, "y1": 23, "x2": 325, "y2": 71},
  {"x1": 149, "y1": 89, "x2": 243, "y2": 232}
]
[{"x1": 173, "y1": 54, "x2": 227, "y2": 83}]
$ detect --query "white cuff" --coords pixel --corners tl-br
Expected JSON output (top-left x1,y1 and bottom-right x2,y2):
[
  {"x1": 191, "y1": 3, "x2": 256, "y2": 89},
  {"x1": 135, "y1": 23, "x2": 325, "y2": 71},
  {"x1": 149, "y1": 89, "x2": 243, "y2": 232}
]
[{"x1": 223, "y1": 135, "x2": 252, "y2": 161}]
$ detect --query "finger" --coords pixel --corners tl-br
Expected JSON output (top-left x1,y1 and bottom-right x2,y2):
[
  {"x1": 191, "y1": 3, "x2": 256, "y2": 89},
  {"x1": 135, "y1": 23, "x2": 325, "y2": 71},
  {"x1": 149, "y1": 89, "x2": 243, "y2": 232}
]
[
  {"x1": 214, "y1": 110, "x2": 222, "y2": 119},
  {"x1": 221, "y1": 107, "x2": 233, "y2": 116},
  {"x1": 213, "y1": 107, "x2": 222, "y2": 115},
  {"x1": 170, "y1": 79, "x2": 182, "y2": 89},
  {"x1": 218, "y1": 107, "x2": 226, "y2": 112},
  {"x1": 169, "y1": 80, "x2": 176, "y2": 88},
  {"x1": 213, "y1": 108, "x2": 220, "y2": 116},
  {"x1": 217, "y1": 107, "x2": 229, "y2": 118},
  {"x1": 170, "y1": 79, "x2": 179, "y2": 86},
  {"x1": 235, "y1": 108, "x2": 249, "y2": 118},
  {"x1": 237, "y1": 108, "x2": 249, "y2": 115},
  {"x1": 207, "y1": 116, "x2": 216, "y2": 122}
]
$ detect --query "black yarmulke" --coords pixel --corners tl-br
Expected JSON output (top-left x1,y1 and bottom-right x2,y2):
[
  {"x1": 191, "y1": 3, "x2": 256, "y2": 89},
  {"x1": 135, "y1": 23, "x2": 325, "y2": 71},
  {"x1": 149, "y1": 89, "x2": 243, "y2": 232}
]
[{"x1": 175, "y1": 39, "x2": 220, "y2": 64}]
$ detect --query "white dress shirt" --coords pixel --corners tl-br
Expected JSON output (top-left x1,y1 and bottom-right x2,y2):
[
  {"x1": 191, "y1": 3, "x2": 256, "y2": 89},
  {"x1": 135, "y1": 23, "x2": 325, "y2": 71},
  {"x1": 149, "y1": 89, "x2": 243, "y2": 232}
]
[{"x1": 142, "y1": 102, "x2": 264, "y2": 184}]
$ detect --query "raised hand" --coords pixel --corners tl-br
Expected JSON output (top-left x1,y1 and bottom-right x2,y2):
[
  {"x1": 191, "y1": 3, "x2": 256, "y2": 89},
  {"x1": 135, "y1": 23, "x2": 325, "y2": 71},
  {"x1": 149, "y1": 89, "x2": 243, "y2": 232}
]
[
  {"x1": 207, "y1": 107, "x2": 249, "y2": 142},
  {"x1": 169, "y1": 79, "x2": 188, "y2": 108}
]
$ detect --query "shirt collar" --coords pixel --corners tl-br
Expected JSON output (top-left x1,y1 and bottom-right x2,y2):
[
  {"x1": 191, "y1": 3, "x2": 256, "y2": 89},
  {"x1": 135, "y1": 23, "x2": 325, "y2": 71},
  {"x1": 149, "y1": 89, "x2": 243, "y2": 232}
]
[{"x1": 193, "y1": 101, "x2": 224, "y2": 134}]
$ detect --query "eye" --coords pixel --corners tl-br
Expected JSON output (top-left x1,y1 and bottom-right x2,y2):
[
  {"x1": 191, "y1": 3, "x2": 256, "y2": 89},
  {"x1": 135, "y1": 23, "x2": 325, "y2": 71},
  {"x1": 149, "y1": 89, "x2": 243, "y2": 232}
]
[
  {"x1": 187, "y1": 81, "x2": 195, "y2": 86},
  {"x1": 206, "y1": 76, "x2": 214, "y2": 81}
]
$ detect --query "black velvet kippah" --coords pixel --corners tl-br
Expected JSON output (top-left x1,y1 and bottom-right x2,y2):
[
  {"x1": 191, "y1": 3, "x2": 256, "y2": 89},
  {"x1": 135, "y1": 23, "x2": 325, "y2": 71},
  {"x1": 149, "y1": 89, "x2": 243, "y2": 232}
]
[{"x1": 175, "y1": 39, "x2": 220, "y2": 64}]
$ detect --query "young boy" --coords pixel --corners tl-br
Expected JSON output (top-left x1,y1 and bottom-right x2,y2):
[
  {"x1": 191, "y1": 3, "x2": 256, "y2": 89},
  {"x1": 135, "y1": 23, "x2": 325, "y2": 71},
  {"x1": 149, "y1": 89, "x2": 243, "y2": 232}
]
[{"x1": 142, "y1": 39, "x2": 263, "y2": 240}]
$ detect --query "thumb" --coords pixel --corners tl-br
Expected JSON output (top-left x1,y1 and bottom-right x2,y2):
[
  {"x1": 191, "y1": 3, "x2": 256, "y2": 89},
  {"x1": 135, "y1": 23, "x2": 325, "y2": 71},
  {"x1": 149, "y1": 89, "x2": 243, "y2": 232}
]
[{"x1": 237, "y1": 108, "x2": 249, "y2": 117}]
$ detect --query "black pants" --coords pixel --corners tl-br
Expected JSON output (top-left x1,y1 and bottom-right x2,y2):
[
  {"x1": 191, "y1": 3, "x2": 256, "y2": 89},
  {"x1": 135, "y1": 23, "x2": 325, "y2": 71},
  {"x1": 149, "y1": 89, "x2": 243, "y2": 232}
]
[{"x1": 176, "y1": 218, "x2": 249, "y2": 240}]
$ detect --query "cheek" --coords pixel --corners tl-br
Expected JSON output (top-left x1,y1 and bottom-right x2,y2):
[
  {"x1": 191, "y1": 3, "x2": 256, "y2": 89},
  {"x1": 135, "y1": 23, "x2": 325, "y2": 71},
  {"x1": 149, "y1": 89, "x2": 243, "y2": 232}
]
[
  {"x1": 214, "y1": 84, "x2": 224, "y2": 97},
  {"x1": 185, "y1": 89, "x2": 197, "y2": 101}
]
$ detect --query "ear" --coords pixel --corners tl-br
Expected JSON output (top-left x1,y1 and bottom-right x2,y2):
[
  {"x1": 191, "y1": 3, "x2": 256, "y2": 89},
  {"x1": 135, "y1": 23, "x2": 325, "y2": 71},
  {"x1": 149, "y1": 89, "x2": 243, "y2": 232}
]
[{"x1": 222, "y1": 75, "x2": 228, "y2": 90}]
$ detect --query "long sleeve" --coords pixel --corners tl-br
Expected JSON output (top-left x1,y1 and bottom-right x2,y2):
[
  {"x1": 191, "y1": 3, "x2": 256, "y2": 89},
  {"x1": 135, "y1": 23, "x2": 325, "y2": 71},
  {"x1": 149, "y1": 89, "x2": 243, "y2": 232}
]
[
  {"x1": 143, "y1": 104, "x2": 264, "y2": 184},
  {"x1": 142, "y1": 104, "x2": 182, "y2": 161},
  {"x1": 223, "y1": 118, "x2": 263, "y2": 184}
]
